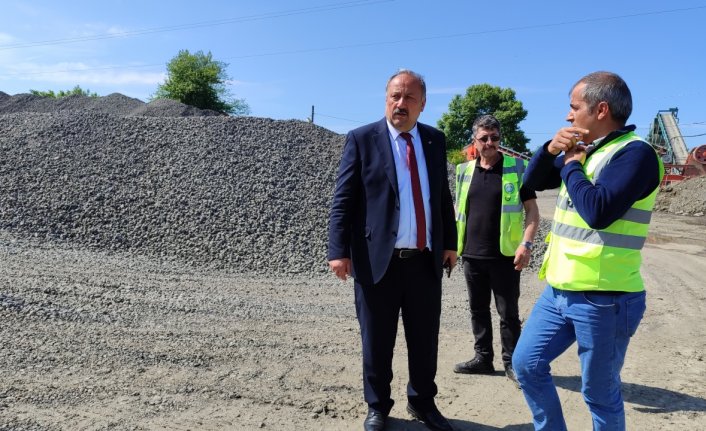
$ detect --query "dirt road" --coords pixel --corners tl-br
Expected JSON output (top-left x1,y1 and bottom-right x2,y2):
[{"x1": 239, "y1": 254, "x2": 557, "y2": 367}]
[{"x1": 1, "y1": 192, "x2": 705, "y2": 430}]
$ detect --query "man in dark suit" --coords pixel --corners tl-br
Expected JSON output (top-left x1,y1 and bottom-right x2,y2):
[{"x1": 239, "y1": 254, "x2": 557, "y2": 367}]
[{"x1": 328, "y1": 69, "x2": 457, "y2": 431}]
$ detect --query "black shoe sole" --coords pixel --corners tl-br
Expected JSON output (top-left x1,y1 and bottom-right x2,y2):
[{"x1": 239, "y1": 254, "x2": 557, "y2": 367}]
[
  {"x1": 453, "y1": 369, "x2": 495, "y2": 375},
  {"x1": 453, "y1": 366, "x2": 495, "y2": 375}
]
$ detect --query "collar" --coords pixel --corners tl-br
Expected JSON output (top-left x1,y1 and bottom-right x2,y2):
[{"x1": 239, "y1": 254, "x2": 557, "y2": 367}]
[
  {"x1": 386, "y1": 120, "x2": 419, "y2": 141},
  {"x1": 475, "y1": 152, "x2": 504, "y2": 171},
  {"x1": 587, "y1": 125, "x2": 636, "y2": 155}
]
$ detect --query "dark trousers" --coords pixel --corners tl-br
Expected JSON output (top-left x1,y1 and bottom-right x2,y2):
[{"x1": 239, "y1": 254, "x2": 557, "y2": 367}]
[
  {"x1": 354, "y1": 251, "x2": 441, "y2": 415},
  {"x1": 462, "y1": 257, "x2": 521, "y2": 366}
]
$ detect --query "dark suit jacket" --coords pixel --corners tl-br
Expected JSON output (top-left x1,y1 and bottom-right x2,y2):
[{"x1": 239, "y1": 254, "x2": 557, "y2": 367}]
[{"x1": 328, "y1": 118, "x2": 457, "y2": 285}]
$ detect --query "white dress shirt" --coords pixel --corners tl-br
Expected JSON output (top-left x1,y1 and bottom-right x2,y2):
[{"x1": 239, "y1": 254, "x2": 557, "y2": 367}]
[{"x1": 386, "y1": 120, "x2": 431, "y2": 250}]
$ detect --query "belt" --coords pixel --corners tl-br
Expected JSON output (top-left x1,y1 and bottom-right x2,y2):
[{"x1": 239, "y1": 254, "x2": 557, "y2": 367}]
[{"x1": 393, "y1": 248, "x2": 427, "y2": 259}]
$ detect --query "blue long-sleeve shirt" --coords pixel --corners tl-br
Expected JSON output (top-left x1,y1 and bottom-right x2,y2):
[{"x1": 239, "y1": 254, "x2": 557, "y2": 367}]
[{"x1": 524, "y1": 126, "x2": 661, "y2": 229}]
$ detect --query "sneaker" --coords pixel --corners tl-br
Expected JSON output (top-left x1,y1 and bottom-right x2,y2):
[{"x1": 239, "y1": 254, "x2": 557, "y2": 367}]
[
  {"x1": 504, "y1": 363, "x2": 521, "y2": 389},
  {"x1": 453, "y1": 357, "x2": 495, "y2": 374}
]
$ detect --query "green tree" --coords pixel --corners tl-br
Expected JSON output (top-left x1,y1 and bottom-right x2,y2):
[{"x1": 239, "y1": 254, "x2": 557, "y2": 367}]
[
  {"x1": 438, "y1": 84, "x2": 529, "y2": 154},
  {"x1": 152, "y1": 49, "x2": 250, "y2": 115},
  {"x1": 447, "y1": 148, "x2": 467, "y2": 166},
  {"x1": 30, "y1": 85, "x2": 98, "y2": 98}
]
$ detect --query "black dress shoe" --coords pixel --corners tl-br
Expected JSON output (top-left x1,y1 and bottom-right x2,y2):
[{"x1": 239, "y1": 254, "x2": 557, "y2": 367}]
[
  {"x1": 363, "y1": 409, "x2": 386, "y2": 431},
  {"x1": 406, "y1": 403, "x2": 453, "y2": 431}
]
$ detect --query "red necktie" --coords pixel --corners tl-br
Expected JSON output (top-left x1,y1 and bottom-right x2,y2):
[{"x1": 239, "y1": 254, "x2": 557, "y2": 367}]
[{"x1": 400, "y1": 132, "x2": 426, "y2": 250}]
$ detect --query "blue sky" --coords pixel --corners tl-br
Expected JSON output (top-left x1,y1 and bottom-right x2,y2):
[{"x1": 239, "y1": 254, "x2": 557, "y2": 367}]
[{"x1": 1, "y1": 0, "x2": 705, "y2": 151}]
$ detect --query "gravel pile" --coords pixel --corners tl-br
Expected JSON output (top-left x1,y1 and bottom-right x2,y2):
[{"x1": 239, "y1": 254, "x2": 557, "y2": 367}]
[
  {"x1": 655, "y1": 175, "x2": 706, "y2": 216},
  {"x1": 0, "y1": 92, "x2": 556, "y2": 275},
  {"x1": 0, "y1": 92, "x2": 221, "y2": 117},
  {"x1": 1, "y1": 93, "x2": 343, "y2": 274},
  {"x1": 528, "y1": 218, "x2": 551, "y2": 271}
]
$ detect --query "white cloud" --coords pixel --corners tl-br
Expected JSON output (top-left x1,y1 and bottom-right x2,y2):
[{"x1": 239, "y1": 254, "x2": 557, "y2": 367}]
[
  {"x1": 0, "y1": 33, "x2": 18, "y2": 44},
  {"x1": 61, "y1": 70, "x2": 165, "y2": 86},
  {"x1": 59, "y1": 22, "x2": 134, "y2": 40},
  {"x1": 71, "y1": 23, "x2": 132, "y2": 39},
  {"x1": 105, "y1": 25, "x2": 131, "y2": 36},
  {"x1": 0, "y1": 60, "x2": 165, "y2": 86}
]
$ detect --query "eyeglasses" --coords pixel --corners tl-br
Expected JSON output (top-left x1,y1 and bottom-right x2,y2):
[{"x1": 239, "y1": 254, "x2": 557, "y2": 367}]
[{"x1": 475, "y1": 135, "x2": 501, "y2": 143}]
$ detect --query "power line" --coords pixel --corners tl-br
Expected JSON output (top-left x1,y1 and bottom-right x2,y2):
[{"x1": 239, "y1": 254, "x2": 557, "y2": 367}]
[
  {"x1": 681, "y1": 132, "x2": 706, "y2": 138},
  {"x1": 1, "y1": 5, "x2": 704, "y2": 78},
  {"x1": 222, "y1": 5, "x2": 706, "y2": 61},
  {"x1": 0, "y1": 0, "x2": 392, "y2": 51},
  {"x1": 315, "y1": 112, "x2": 366, "y2": 124}
]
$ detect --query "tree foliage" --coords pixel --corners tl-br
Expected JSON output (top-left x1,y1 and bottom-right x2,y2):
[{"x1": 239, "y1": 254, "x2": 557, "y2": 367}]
[
  {"x1": 447, "y1": 148, "x2": 467, "y2": 166},
  {"x1": 152, "y1": 49, "x2": 249, "y2": 115},
  {"x1": 438, "y1": 84, "x2": 529, "y2": 154},
  {"x1": 30, "y1": 85, "x2": 98, "y2": 98}
]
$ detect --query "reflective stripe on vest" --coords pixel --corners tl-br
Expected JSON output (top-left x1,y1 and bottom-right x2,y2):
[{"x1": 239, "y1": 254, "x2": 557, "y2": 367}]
[
  {"x1": 556, "y1": 195, "x2": 654, "y2": 225},
  {"x1": 455, "y1": 154, "x2": 527, "y2": 256},
  {"x1": 541, "y1": 131, "x2": 664, "y2": 292}
]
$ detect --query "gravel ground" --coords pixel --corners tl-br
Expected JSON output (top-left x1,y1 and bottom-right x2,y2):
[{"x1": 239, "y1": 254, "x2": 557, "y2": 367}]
[
  {"x1": 0, "y1": 231, "x2": 354, "y2": 430},
  {"x1": 0, "y1": 226, "x2": 551, "y2": 431},
  {"x1": 2, "y1": 214, "x2": 705, "y2": 430}
]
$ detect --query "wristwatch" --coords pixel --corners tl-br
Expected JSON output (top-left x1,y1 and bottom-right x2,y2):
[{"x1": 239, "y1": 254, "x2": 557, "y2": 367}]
[{"x1": 521, "y1": 241, "x2": 533, "y2": 250}]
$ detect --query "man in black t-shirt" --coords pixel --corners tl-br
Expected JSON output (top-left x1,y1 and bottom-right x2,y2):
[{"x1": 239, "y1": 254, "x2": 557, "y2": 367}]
[{"x1": 453, "y1": 115, "x2": 539, "y2": 387}]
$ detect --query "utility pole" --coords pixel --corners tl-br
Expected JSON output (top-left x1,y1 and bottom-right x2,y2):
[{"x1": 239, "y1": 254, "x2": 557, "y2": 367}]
[{"x1": 309, "y1": 105, "x2": 315, "y2": 123}]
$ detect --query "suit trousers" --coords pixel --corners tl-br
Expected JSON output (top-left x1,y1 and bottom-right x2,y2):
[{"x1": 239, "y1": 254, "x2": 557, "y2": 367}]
[
  {"x1": 462, "y1": 257, "x2": 521, "y2": 366},
  {"x1": 354, "y1": 250, "x2": 441, "y2": 415}
]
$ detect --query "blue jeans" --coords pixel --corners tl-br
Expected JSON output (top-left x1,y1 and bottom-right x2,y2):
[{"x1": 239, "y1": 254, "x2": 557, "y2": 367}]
[{"x1": 513, "y1": 285, "x2": 646, "y2": 431}]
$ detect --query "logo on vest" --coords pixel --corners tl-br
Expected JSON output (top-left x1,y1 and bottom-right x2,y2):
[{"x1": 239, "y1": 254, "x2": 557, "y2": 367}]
[{"x1": 504, "y1": 183, "x2": 515, "y2": 193}]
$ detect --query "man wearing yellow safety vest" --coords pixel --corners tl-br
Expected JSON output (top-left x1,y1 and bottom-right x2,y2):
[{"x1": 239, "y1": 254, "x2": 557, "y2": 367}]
[
  {"x1": 452, "y1": 115, "x2": 539, "y2": 388},
  {"x1": 512, "y1": 71, "x2": 664, "y2": 431}
]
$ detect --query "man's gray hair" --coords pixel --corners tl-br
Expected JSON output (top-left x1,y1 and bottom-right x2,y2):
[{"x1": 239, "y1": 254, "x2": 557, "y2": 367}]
[
  {"x1": 472, "y1": 114, "x2": 501, "y2": 137},
  {"x1": 573, "y1": 71, "x2": 632, "y2": 125},
  {"x1": 386, "y1": 69, "x2": 426, "y2": 100}
]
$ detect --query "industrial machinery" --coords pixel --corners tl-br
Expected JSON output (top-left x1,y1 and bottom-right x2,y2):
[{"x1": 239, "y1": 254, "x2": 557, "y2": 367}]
[{"x1": 646, "y1": 108, "x2": 706, "y2": 185}]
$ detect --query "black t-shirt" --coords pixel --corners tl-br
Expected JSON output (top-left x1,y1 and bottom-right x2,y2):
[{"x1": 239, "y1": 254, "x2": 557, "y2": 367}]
[{"x1": 462, "y1": 157, "x2": 537, "y2": 259}]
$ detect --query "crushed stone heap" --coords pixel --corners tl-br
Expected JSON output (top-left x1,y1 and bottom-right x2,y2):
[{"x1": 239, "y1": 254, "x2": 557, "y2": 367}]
[
  {"x1": 0, "y1": 92, "x2": 558, "y2": 275},
  {"x1": 0, "y1": 91, "x2": 222, "y2": 117},
  {"x1": 655, "y1": 175, "x2": 706, "y2": 216},
  {"x1": 0, "y1": 93, "x2": 344, "y2": 274}
]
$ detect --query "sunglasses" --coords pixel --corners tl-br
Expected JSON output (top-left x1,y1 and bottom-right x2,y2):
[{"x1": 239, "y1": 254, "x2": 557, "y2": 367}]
[{"x1": 476, "y1": 135, "x2": 501, "y2": 143}]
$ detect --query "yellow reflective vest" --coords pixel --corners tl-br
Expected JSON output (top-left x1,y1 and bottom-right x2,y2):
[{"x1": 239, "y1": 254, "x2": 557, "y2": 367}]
[
  {"x1": 540, "y1": 131, "x2": 664, "y2": 292},
  {"x1": 455, "y1": 155, "x2": 527, "y2": 256}
]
